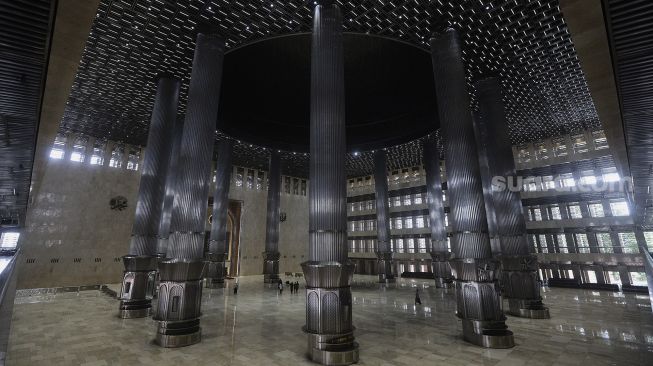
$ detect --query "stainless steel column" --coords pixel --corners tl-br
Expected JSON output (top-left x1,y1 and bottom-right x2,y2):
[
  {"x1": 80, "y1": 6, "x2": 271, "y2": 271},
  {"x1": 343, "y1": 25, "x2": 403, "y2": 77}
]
[
  {"x1": 118, "y1": 76, "x2": 180, "y2": 319},
  {"x1": 206, "y1": 139, "x2": 233, "y2": 288},
  {"x1": 157, "y1": 117, "x2": 184, "y2": 257},
  {"x1": 263, "y1": 151, "x2": 281, "y2": 283},
  {"x1": 423, "y1": 136, "x2": 453, "y2": 288},
  {"x1": 153, "y1": 33, "x2": 225, "y2": 348},
  {"x1": 301, "y1": 2, "x2": 359, "y2": 364},
  {"x1": 373, "y1": 150, "x2": 395, "y2": 283},
  {"x1": 430, "y1": 28, "x2": 514, "y2": 348},
  {"x1": 473, "y1": 77, "x2": 549, "y2": 319}
]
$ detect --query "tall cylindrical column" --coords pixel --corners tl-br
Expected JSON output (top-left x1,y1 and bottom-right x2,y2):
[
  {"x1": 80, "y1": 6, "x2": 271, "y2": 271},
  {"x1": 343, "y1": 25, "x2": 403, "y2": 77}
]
[
  {"x1": 206, "y1": 139, "x2": 234, "y2": 288},
  {"x1": 157, "y1": 117, "x2": 184, "y2": 257},
  {"x1": 473, "y1": 77, "x2": 549, "y2": 319},
  {"x1": 430, "y1": 28, "x2": 514, "y2": 348},
  {"x1": 118, "y1": 76, "x2": 180, "y2": 319},
  {"x1": 423, "y1": 136, "x2": 453, "y2": 288},
  {"x1": 153, "y1": 33, "x2": 225, "y2": 348},
  {"x1": 301, "y1": 2, "x2": 359, "y2": 364},
  {"x1": 373, "y1": 150, "x2": 395, "y2": 283},
  {"x1": 263, "y1": 151, "x2": 281, "y2": 283}
]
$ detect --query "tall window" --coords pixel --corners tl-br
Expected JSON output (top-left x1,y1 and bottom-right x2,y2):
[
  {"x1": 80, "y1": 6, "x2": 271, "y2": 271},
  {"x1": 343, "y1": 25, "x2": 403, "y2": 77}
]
[
  {"x1": 70, "y1": 136, "x2": 87, "y2": 163},
  {"x1": 534, "y1": 142, "x2": 548, "y2": 160},
  {"x1": 415, "y1": 216, "x2": 425, "y2": 228},
  {"x1": 568, "y1": 204, "x2": 583, "y2": 219},
  {"x1": 284, "y1": 176, "x2": 291, "y2": 193},
  {"x1": 579, "y1": 171, "x2": 597, "y2": 185},
  {"x1": 588, "y1": 202, "x2": 604, "y2": 218},
  {"x1": 550, "y1": 205, "x2": 562, "y2": 220},
  {"x1": 533, "y1": 208, "x2": 542, "y2": 221},
  {"x1": 572, "y1": 133, "x2": 588, "y2": 154},
  {"x1": 404, "y1": 216, "x2": 413, "y2": 229},
  {"x1": 542, "y1": 176, "x2": 556, "y2": 190},
  {"x1": 610, "y1": 200, "x2": 630, "y2": 216},
  {"x1": 403, "y1": 195, "x2": 412, "y2": 206},
  {"x1": 292, "y1": 178, "x2": 299, "y2": 195},
  {"x1": 406, "y1": 238, "x2": 415, "y2": 253},
  {"x1": 592, "y1": 130, "x2": 608, "y2": 150},
  {"x1": 126, "y1": 148, "x2": 140, "y2": 170},
  {"x1": 602, "y1": 168, "x2": 620, "y2": 183},
  {"x1": 413, "y1": 193, "x2": 423, "y2": 205},
  {"x1": 552, "y1": 137, "x2": 568, "y2": 157},
  {"x1": 108, "y1": 146, "x2": 124, "y2": 168},
  {"x1": 256, "y1": 171, "x2": 265, "y2": 190},
  {"x1": 50, "y1": 135, "x2": 66, "y2": 159},
  {"x1": 538, "y1": 234, "x2": 548, "y2": 253},
  {"x1": 235, "y1": 167, "x2": 244, "y2": 187},
  {"x1": 396, "y1": 238, "x2": 404, "y2": 253},
  {"x1": 89, "y1": 141, "x2": 105, "y2": 165},
  {"x1": 596, "y1": 233, "x2": 613, "y2": 253},
  {"x1": 556, "y1": 234, "x2": 568, "y2": 253},
  {"x1": 517, "y1": 145, "x2": 531, "y2": 163},
  {"x1": 618, "y1": 232, "x2": 639, "y2": 253},
  {"x1": 0, "y1": 232, "x2": 19, "y2": 249},
  {"x1": 393, "y1": 217, "x2": 403, "y2": 230},
  {"x1": 418, "y1": 238, "x2": 427, "y2": 253},
  {"x1": 301, "y1": 180, "x2": 307, "y2": 196},
  {"x1": 560, "y1": 173, "x2": 576, "y2": 187},
  {"x1": 575, "y1": 233, "x2": 590, "y2": 253},
  {"x1": 392, "y1": 196, "x2": 401, "y2": 207},
  {"x1": 245, "y1": 169, "x2": 254, "y2": 189}
]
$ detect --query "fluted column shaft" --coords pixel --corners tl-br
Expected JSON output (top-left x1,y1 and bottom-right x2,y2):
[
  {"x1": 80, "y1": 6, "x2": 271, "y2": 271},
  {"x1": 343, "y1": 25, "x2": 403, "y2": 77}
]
[
  {"x1": 206, "y1": 139, "x2": 233, "y2": 287},
  {"x1": 263, "y1": 151, "x2": 281, "y2": 283},
  {"x1": 154, "y1": 33, "x2": 225, "y2": 348},
  {"x1": 302, "y1": 3, "x2": 358, "y2": 364},
  {"x1": 373, "y1": 150, "x2": 394, "y2": 282},
  {"x1": 157, "y1": 117, "x2": 184, "y2": 256},
  {"x1": 430, "y1": 28, "x2": 514, "y2": 348},
  {"x1": 118, "y1": 77, "x2": 180, "y2": 319},
  {"x1": 424, "y1": 136, "x2": 453, "y2": 287},
  {"x1": 474, "y1": 77, "x2": 549, "y2": 319}
]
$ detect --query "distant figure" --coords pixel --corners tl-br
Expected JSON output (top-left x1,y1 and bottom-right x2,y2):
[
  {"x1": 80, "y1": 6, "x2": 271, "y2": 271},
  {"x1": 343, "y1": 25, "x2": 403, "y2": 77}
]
[
  {"x1": 289, "y1": 281, "x2": 294, "y2": 294},
  {"x1": 278, "y1": 281, "x2": 283, "y2": 295},
  {"x1": 415, "y1": 289, "x2": 422, "y2": 305},
  {"x1": 295, "y1": 281, "x2": 300, "y2": 293},
  {"x1": 233, "y1": 282, "x2": 238, "y2": 295}
]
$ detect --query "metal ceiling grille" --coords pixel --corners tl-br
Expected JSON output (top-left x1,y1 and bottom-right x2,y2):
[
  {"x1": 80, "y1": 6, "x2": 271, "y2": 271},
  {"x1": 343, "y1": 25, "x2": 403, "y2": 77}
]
[
  {"x1": 604, "y1": 0, "x2": 653, "y2": 228},
  {"x1": 58, "y1": 0, "x2": 599, "y2": 177},
  {"x1": 0, "y1": 0, "x2": 54, "y2": 221}
]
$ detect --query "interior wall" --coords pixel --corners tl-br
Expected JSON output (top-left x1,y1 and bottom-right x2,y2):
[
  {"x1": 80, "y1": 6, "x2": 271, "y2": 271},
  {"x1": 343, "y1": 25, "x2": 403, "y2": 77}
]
[{"x1": 17, "y1": 157, "x2": 309, "y2": 289}]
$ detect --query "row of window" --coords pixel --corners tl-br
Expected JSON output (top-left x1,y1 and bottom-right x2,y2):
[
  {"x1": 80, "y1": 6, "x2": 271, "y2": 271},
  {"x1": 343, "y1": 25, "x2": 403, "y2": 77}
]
[
  {"x1": 50, "y1": 135, "x2": 141, "y2": 171},
  {"x1": 516, "y1": 130, "x2": 608, "y2": 164},
  {"x1": 232, "y1": 166, "x2": 307, "y2": 196},
  {"x1": 526, "y1": 200, "x2": 630, "y2": 221},
  {"x1": 348, "y1": 165, "x2": 441, "y2": 189},
  {"x1": 349, "y1": 215, "x2": 435, "y2": 232},
  {"x1": 348, "y1": 192, "x2": 434, "y2": 212},
  {"x1": 530, "y1": 231, "x2": 653, "y2": 254},
  {"x1": 348, "y1": 237, "x2": 442, "y2": 253},
  {"x1": 522, "y1": 168, "x2": 622, "y2": 192},
  {"x1": 540, "y1": 269, "x2": 647, "y2": 287}
]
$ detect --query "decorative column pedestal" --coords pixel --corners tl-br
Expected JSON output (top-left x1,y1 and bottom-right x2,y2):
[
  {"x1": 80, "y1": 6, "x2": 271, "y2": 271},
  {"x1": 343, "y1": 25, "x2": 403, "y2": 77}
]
[
  {"x1": 205, "y1": 252, "x2": 227, "y2": 288},
  {"x1": 118, "y1": 255, "x2": 157, "y2": 318},
  {"x1": 430, "y1": 252, "x2": 453, "y2": 288},
  {"x1": 376, "y1": 252, "x2": 395, "y2": 283},
  {"x1": 154, "y1": 260, "x2": 204, "y2": 347},
  {"x1": 500, "y1": 255, "x2": 550, "y2": 318},
  {"x1": 263, "y1": 251, "x2": 281, "y2": 283},
  {"x1": 118, "y1": 76, "x2": 180, "y2": 319},
  {"x1": 302, "y1": 262, "x2": 358, "y2": 365},
  {"x1": 302, "y1": 2, "x2": 358, "y2": 364},
  {"x1": 430, "y1": 28, "x2": 514, "y2": 348}
]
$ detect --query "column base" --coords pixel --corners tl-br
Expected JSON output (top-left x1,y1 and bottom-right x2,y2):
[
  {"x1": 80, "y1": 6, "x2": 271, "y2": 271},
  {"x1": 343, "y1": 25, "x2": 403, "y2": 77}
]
[
  {"x1": 434, "y1": 277, "x2": 454, "y2": 289},
  {"x1": 378, "y1": 274, "x2": 395, "y2": 283},
  {"x1": 264, "y1": 274, "x2": 281, "y2": 283},
  {"x1": 505, "y1": 298, "x2": 550, "y2": 319},
  {"x1": 154, "y1": 319, "x2": 201, "y2": 348},
  {"x1": 118, "y1": 299, "x2": 152, "y2": 319},
  {"x1": 205, "y1": 278, "x2": 225, "y2": 288},
  {"x1": 461, "y1": 318, "x2": 514, "y2": 349},
  {"x1": 305, "y1": 331, "x2": 359, "y2": 366}
]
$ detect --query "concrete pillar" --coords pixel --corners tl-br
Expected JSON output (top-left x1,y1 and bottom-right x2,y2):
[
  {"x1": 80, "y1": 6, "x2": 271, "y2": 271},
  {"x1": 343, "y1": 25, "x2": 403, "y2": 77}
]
[
  {"x1": 373, "y1": 150, "x2": 395, "y2": 283},
  {"x1": 301, "y1": 3, "x2": 358, "y2": 363},
  {"x1": 118, "y1": 76, "x2": 180, "y2": 319},
  {"x1": 430, "y1": 29, "x2": 513, "y2": 348},
  {"x1": 263, "y1": 151, "x2": 281, "y2": 283},
  {"x1": 154, "y1": 33, "x2": 225, "y2": 348},
  {"x1": 423, "y1": 135, "x2": 453, "y2": 288},
  {"x1": 206, "y1": 139, "x2": 234, "y2": 287}
]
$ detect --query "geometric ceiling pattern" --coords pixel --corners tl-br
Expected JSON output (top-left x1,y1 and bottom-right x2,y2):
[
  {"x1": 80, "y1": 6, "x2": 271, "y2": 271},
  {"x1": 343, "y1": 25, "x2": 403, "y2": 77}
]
[{"x1": 59, "y1": 0, "x2": 600, "y2": 177}]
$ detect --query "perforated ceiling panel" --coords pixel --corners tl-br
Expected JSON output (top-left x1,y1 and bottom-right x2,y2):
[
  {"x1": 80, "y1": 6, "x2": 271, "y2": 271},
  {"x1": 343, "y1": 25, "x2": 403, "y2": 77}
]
[{"x1": 59, "y1": 0, "x2": 599, "y2": 177}]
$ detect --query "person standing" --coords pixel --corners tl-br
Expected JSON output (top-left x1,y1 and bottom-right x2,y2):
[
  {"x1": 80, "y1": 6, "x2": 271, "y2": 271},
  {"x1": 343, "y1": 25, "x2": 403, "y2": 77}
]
[
  {"x1": 233, "y1": 282, "x2": 238, "y2": 295},
  {"x1": 278, "y1": 281, "x2": 283, "y2": 295},
  {"x1": 415, "y1": 288, "x2": 422, "y2": 305}
]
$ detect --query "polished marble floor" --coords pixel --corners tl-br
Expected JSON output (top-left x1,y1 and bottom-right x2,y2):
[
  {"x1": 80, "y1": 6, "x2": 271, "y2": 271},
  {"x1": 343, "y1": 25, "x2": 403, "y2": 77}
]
[{"x1": 6, "y1": 275, "x2": 653, "y2": 365}]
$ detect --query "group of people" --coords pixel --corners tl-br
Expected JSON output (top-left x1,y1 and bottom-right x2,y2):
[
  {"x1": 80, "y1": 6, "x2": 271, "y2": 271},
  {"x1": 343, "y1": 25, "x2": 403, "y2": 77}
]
[{"x1": 278, "y1": 280, "x2": 301, "y2": 294}]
